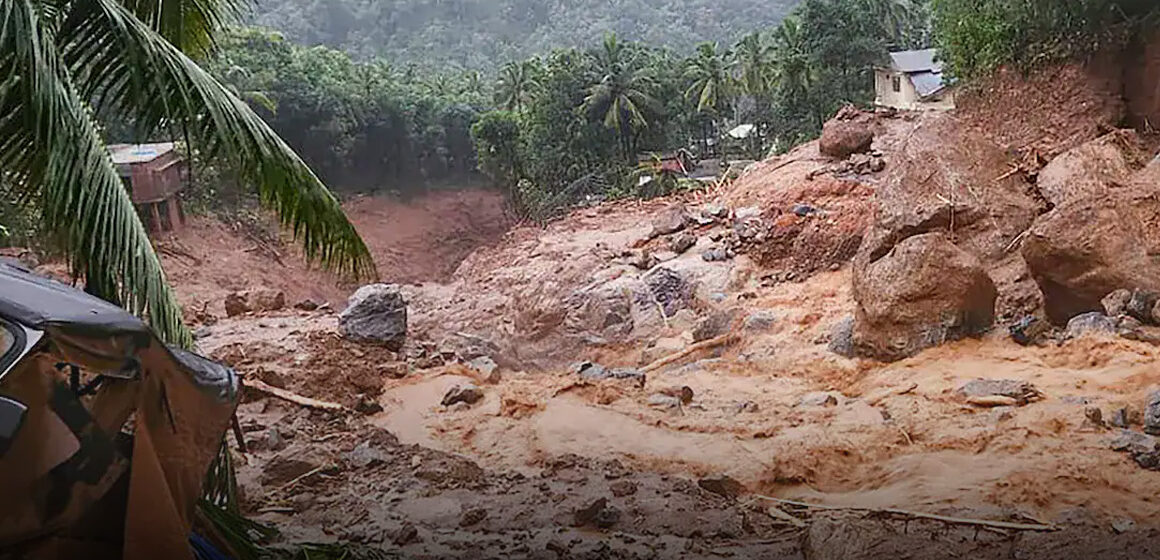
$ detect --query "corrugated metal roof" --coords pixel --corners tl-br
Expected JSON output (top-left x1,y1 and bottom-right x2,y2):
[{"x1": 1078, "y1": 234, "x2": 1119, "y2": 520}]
[
  {"x1": 889, "y1": 49, "x2": 942, "y2": 73},
  {"x1": 108, "y1": 142, "x2": 177, "y2": 165},
  {"x1": 910, "y1": 70, "x2": 948, "y2": 98}
]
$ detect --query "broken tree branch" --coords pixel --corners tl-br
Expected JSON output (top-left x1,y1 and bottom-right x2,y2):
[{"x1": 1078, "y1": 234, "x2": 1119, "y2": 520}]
[
  {"x1": 246, "y1": 378, "x2": 346, "y2": 411},
  {"x1": 751, "y1": 495, "x2": 1056, "y2": 532},
  {"x1": 642, "y1": 333, "x2": 739, "y2": 373}
]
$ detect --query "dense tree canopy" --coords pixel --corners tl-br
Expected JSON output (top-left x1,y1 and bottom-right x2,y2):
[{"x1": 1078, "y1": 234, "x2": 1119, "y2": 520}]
[
  {"x1": 202, "y1": 0, "x2": 922, "y2": 221},
  {"x1": 250, "y1": 0, "x2": 801, "y2": 70}
]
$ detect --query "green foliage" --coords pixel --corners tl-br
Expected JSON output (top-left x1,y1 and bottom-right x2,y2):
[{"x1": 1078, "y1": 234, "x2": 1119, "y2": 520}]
[
  {"x1": 470, "y1": 110, "x2": 523, "y2": 200},
  {"x1": 931, "y1": 0, "x2": 1160, "y2": 79},
  {"x1": 250, "y1": 0, "x2": 801, "y2": 70},
  {"x1": 206, "y1": 28, "x2": 487, "y2": 194}
]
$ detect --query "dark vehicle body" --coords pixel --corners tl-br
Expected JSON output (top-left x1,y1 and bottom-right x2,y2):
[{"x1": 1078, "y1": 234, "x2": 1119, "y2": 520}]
[{"x1": 0, "y1": 261, "x2": 239, "y2": 560}]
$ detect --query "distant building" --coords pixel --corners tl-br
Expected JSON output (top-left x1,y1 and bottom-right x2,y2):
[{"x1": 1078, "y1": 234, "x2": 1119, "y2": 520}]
[
  {"x1": 109, "y1": 142, "x2": 188, "y2": 233},
  {"x1": 875, "y1": 49, "x2": 955, "y2": 111}
]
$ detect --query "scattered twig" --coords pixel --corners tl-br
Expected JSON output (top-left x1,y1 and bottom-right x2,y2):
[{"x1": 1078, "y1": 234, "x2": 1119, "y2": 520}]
[
  {"x1": 642, "y1": 333, "x2": 739, "y2": 373},
  {"x1": 1004, "y1": 230, "x2": 1031, "y2": 253},
  {"x1": 898, "y1": 426, "x2": 914, "y2": 446},
  {"x1": 966, "y1": 395, "x2": 1019, "y2": 408},
  {"x1": 993, "y1": 166, "x2": 1021, "y2": 183},
  {"x1": 230, "y1": 412, "x2": 248, "y2": 453},
  {"x1": 865, "y1": 383, "x2": 919, "y2": 406},
  {"x1": 246, "y1": 378, "x2": 346, "y2": 411},
  {"x1": 751, "y1": 495, "x2": 1056, "y2": 532},
  {"x1": 276, "y1": 464, "x2": 329, "y2": 493}
]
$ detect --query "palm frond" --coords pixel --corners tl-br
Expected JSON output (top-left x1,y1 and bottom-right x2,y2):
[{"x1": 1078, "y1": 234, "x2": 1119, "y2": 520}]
[
  {"x1": 0, "y1": 0, "x2": 192, "y2": 345},
  {"x1": 118, "y1": 0, "x2": 247, "y2": 57},
  {"x1": 61, "y1": 0, "x2": 376, "y2": 281}
]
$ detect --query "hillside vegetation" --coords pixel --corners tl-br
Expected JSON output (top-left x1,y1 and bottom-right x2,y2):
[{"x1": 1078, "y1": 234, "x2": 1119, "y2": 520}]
[{"x1": 250, "y1": 0, "x2": 801, "y2": 69}]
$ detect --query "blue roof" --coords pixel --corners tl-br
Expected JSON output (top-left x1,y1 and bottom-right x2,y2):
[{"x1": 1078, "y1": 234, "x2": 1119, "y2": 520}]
[
  {"x1": 910, "y1": 70, "x2": 948, "y2": 98},
  {"x1": 889, "y1": 49, "x2": 942, "y2": 73}
]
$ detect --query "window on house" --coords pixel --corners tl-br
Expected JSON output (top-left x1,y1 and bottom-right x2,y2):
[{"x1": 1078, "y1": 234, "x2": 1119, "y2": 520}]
[{"x1": 892, "y1": 76, "x2": 902, "y2": 93}]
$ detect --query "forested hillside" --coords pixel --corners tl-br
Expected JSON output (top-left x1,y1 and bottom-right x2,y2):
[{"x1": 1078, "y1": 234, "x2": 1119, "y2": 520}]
[{"x1": 250, "y1": 0, "x2": 800, "y2": 68}]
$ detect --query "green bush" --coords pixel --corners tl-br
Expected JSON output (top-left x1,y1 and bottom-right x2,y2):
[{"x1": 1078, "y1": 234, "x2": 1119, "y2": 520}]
[{"x1": 932, "y1": 0, "x2": 1160, "y2": 79}]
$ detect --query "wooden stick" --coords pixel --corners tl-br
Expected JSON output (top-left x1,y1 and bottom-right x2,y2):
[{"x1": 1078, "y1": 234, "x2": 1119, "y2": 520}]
[
  {"x1": 642, "y1": 333, "x2": 739, "y2": 373},
  {"x1": 246, "y1": 378, "x2": 346, "y2": 411},
  {"x1": 751, "y1": 495, "x2": 1056, "y2": 532}
]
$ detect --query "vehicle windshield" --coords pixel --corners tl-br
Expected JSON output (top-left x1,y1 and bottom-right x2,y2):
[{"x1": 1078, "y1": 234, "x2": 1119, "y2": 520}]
[{"x1": 0, "y1": 322, "x2": 14, "y2": 361}]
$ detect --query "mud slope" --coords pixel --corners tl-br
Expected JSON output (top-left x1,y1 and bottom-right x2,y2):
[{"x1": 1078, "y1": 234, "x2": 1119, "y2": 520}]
[
  {"x1": 159, "y1": 188, "x2": 510, "y2": 315},
  {"x1": 187, "y1": 69, "x2": 1160, "y2": 557}
]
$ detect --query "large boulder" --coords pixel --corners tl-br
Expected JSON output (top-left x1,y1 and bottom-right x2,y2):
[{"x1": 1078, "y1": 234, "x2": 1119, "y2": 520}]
[
  {"x1": 1035, "y1": 129, "x2": 1150, "y2": 207},
  {"x1": 852, "y1": 233, "x2": 998, "y2": 361},
  {"x1": 819, "y1": 106, "x2": 875, "y2": 159},
  {"x1": 858, "y1": 113, "x2": 1041, "y2": 318},
  {"x1": 1021, "y1": 159, "x2": 1160, "y2": 324},
  {"x1": 339, "y1": 284, "x2": 408, "y2": 351}
]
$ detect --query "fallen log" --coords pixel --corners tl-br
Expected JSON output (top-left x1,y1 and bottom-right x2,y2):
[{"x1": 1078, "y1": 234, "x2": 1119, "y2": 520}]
[
  {"x1": 752, "y1": 495, "x2": 1056, "y2": 532},
  {"x1": 245, "y1": 378, "x2": 346, "y2": 411},
  {"x1": 641, "y1": 333, "x2": 739, "y2": 373}
]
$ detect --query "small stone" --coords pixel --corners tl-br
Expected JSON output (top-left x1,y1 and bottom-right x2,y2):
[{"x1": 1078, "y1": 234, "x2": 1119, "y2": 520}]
[
  {"x1": 224, "y1": 292, "x2": 249, "y2": 317},
  {"x1": 791, "y1": 203, "x2": 817, "y2": 217},
  {"x1": 1111, "y1": 406, "x2": 1139, "y2": 429},
  {"x1": 1008, "y1": 316, "x2": 1047, "y2": 346},
  {"x1": 355, "y1": 394, "x2": 384, "y2": 415},
  {"x1": 828, "y1": 317, "x2": 855, "y2": 357},
  {"x1": 698, "y1": 475, "x2": 745, "y2": 499},
  {"x1": 702, "y1": 247, "x2": 730, "y2": 262},
  {"x1": 650, "y1": 206, "x2": 688, "y2": 237},
  {"x1": 1066, "y1": 312, "x2": 1116, "y2": 339},
  {"x1": 1084, "y1": 407, "x2": 1104, "y2": 428},
  {"x1": 467, "y1": 356, "x2": 499, "y2": 378},
  {"x1": 743, "y1": 311, "x2": 776, "y2": 332},
  {"x1": 381, "y1": 362, "x2": 409, "y2": 379},
  {"x1": 702, "y1": 204, "x2": 728, "y2": 219},
  {"x1": 610, "y1": 480, "x2": 638, "y2": 497},
  {"x1": 733, "y1": 401, "x2": 760, "y2": 414},
  {"x1": 441, "y1": 384, "x2": 484, "y2": 407},
  {"x1": 1117, "y1": 315, "x2": 1145, "y2": 338},
  {"x1": 574, "y1": 498, "x2": 619, "y2": 529},
  {"x1": 346, "y1": 441, "x2": 387, "y2": 469},
  {"x1": 1103, "y1": 289, "x2": 1132, "y2": 317},
  {"x1": 259, "y1": 449, "x2": 327, "y2": 486},
  {"x1": 459, "y1": 508, "x2": 488, "y2": 527},
  {"x1": 392, "y1": 524, "x2": 420, "y2": 546},
  {"x1": 193, "y1": 326, "x2": 213, "y2": 339},
  {"x1": 657, "y1": 386, "x2": 694, "y2": 405},
  {"x1": 693, "y1": 310, "x2": 736, "y2": 342},
  {"x1": 798, "y1": 392, "x2": 839, "y2": 408},
  {"x1": 294, "y1": 299, "x2": 320, "y2": 311},
  {"x1": 576, "y1": 362, "x2": 646, "y2": 389},
  {"x1": 1126, "y1": 290, "x2": 1159, "y2": 323},
  {"x1": 1112, "y1": 518, "x2": 1137, "y2": 534},
  {"x1": 647, "y1": 394, "x2": 682, "y2": 409},
  {"x1": 669, "y1": 233, "x2": 697, "y2": 255},
  {"x1": 1145, "y1": 391, "x2": 1160, "y2": 435}
]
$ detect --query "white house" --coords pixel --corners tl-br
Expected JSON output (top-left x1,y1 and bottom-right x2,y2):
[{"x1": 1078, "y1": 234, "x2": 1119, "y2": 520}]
[{"x1": 875, "y1": 49, "x2": 955, "y2": 111}]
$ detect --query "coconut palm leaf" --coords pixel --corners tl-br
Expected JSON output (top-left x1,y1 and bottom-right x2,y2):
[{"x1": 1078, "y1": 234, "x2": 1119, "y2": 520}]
[
  {"x1": 2, "y1": 0, "x2": 376, "y2": 346},
  {"x1": 0, "y1": 0, "x2": 196, "y2": 344}
]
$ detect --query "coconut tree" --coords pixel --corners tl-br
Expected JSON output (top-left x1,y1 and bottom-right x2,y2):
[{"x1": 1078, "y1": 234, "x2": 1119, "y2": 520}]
[
  {"x1": 1, "y1": 0, "x2": 375, "y2": 348},
  {"x1": 732, "y1": 31, "x2": 775, "y2": 99},
  {"x1": 494, "y1": 59, "x2": 540, "y2": 112},
  {"x1": 684, "y1": 41, "x2": 733, "y2": 156},
  {"x1": 582, "y1": 33, "x2": 659, "y2": 162}
]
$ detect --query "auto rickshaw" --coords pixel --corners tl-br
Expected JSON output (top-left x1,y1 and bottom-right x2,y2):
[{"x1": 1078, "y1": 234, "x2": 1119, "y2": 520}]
[{"x1": 0, "y1": 260, "x2": 240, "y2": 559}]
